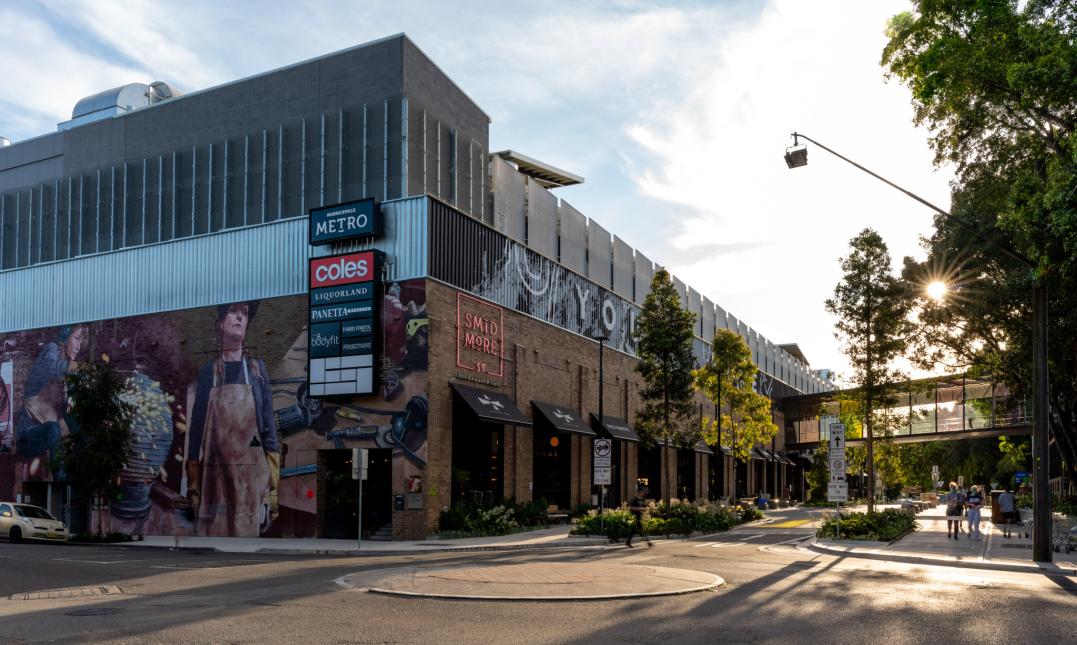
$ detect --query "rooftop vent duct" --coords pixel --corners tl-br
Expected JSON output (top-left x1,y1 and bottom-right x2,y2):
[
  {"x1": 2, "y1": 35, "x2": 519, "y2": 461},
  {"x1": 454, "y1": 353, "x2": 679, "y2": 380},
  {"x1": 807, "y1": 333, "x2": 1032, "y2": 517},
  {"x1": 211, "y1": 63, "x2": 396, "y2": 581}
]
[{"x1": 59, "y1": 81, "x2": 180, "y2": 131}]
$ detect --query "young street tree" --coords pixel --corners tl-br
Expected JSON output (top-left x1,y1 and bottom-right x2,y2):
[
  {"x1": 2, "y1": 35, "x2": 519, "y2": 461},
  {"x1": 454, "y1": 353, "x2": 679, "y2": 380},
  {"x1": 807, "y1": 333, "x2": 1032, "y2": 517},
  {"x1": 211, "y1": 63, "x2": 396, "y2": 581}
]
[
  {"x1": 826, "y1": 229, "x2": 910, "y2": 512},
  {"x1": 694, "y1": 329, "x2": 778, "y2": 500},
  {"x1": 60, "y1": 360, "x2": 135, "y2": 535},
  {"x1": 884, "y1": 0, "x2": 1077, "y2": 486},
  {"x1": 634, "y1": 269, "x2": 697, "y2": 506}
]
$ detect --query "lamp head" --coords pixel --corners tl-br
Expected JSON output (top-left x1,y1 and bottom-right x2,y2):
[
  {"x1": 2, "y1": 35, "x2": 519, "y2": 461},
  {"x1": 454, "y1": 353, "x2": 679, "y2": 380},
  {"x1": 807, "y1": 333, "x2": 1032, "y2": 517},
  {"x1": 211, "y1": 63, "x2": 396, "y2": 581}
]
[{"x1": 785, "y1": 145, "x2": 808, "y2": 169}]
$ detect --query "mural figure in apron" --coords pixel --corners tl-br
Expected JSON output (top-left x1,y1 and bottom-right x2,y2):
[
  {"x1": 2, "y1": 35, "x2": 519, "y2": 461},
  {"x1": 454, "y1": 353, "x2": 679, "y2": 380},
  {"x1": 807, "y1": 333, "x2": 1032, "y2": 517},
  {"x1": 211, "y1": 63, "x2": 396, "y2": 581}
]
[
  {"x1": 14, "y1": 325, "x2": 87, "y2": 470},
  {"x1": 184, "y1": 302, "x2": 280, "y2": 536}
]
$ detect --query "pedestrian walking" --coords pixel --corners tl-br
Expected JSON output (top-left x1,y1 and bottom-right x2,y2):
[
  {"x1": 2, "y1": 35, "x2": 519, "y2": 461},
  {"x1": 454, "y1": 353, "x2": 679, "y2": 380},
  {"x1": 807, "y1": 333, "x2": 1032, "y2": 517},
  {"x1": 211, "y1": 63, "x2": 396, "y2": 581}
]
[
  {"x1": 998, "y1": 487, "x2": 1017, "y2": 538},
  {"x1": 966, "y1": 485, "x2": 984, "y2": 540},
  {"x1": 944, "y1": 482, "x2": 965, "y2": 540},
  {"x1": 625, "y1": 485, "x2": 652, "y2": 548}
]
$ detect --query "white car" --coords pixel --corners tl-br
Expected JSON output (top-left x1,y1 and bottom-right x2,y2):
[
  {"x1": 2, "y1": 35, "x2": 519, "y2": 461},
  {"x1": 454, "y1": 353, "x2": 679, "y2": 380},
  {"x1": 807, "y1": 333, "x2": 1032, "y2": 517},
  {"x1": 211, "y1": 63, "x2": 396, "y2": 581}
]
[{"x1": 0, "y1": 502, "x2": 69, "y2": 543}]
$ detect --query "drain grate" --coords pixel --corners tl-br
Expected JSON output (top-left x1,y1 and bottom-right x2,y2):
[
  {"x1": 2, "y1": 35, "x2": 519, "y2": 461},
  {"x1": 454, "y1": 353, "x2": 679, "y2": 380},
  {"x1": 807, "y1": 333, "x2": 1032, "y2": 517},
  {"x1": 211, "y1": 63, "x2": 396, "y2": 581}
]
[
  {"x1": 11, "y1": 585, "x2": 123, "y2": 601},
  {"x1": 152, "y1": 560, "x2": 271, "y2": 570}
]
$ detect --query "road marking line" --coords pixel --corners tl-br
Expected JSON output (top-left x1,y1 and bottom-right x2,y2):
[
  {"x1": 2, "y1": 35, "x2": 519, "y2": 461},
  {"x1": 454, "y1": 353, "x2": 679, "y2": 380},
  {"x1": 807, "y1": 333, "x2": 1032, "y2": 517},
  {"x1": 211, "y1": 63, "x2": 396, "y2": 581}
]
[
  {"x1": 775, "y1": 536, "x2": 812, "y2": 545},
  {"x1": 738, "y1": 534, "x2": 765, "y2": 541},
  {"x1": 53, "y1": 557, "x2": 142, "y2": 565}
]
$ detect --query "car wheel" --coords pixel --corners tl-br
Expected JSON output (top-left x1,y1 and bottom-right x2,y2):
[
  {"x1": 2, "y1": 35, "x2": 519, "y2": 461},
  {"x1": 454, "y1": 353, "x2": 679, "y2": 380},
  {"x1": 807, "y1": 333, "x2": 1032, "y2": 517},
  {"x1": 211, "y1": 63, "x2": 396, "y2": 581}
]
[{"x1": 9, "y1": 527, "x2": 21, "y2": 544}]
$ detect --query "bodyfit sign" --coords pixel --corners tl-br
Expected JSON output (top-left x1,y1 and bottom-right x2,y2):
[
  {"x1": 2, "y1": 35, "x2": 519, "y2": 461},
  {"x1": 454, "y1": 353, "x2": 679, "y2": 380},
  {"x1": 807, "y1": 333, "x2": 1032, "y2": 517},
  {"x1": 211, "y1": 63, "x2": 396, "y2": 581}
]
[
  {"x1": 308, "y1": 250, "x2": 380, "y2": 396},
  {"x1": 309, "y1": 198, "x2": 379, "y2": 245}
]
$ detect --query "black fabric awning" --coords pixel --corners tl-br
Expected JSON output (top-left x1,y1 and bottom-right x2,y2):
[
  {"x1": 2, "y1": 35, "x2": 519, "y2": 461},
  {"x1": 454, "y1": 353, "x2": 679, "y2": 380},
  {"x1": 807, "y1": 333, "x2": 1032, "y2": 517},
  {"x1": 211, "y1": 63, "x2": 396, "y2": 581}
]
[
  {"x1": 694, "y1": 441, "x2": 714, "y2": 455},
  {"x1": 751, "y1": 447, "x2": 768, "y2": 461},
  {"x1": 532, "y1": 401, "x2": 596, "y2": 436},
  {"x1": 718, "y1": 445, "x2": 733, "y2": 456},
  {"x1": 762, "y1": 448, "x2": 776, "y2": 461},
  {"x1": 590, "y1": 414, "x2": 641, "y2": 443},
  {"x1": 777, "y1": 452, "x2": 794, "y2": 465},
  {"x1": 451, "y1": 382, "x2": 532, "y2": 427}
]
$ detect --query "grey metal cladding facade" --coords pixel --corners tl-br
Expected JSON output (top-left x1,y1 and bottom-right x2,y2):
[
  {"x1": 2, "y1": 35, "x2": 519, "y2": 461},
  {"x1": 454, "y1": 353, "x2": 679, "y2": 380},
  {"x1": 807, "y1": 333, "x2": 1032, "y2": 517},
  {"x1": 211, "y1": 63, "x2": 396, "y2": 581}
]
[
  {"x1": 687, "y1": 287, "x2": 702, "y2": 332},
  {"x1": 558, "y1": 201, "x2": 586, "y2": 274},
  {"x1": 672, "y1": 275, "x2": 687, "y2": 309},
  {"x1": 526, "y1": 179, "x2": 558, "y2": 259},
  {"x1": 586, "y1": 219, "x2": 612, "y2": 287},
  {"x1": 491, "y1": 157, "x2": 526, "y2": 241},
  {"x1": 0, "y1": 196, "x2": 428, "y2": 333},
  {"x1": 612, "y1": 236, "x2": 632, "y2": 300},
  {"x1": 701, "y1": 297, "x2": 716, "y2": 342},
  {"x1": 633, "y1": 251, "x2": 654, "y2": 305}
]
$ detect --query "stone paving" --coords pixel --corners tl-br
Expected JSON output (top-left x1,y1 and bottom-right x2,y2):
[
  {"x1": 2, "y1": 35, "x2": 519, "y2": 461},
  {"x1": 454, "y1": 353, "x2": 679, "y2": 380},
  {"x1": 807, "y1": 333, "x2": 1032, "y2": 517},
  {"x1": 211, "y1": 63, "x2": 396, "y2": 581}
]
[{"x1": 338, "y1": 562, "x2": 724, "y2": 600}]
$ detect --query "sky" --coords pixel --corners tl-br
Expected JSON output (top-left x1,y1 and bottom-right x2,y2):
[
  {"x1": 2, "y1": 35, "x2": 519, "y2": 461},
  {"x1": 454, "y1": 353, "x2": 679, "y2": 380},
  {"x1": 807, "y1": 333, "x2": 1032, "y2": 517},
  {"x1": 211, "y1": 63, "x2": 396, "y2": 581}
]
[{"x1": 0, "y1": 0, "x2": 954, "y2": 384}]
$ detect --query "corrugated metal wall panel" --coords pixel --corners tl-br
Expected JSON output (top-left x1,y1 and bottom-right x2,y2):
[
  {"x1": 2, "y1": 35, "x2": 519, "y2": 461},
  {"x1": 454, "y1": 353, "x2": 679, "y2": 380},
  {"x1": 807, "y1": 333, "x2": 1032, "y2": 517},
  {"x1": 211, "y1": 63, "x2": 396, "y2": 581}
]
[
  {"x1": 326, "y1": 196, "x2": 428, "y2": 281},
  {"x1": 672, "y1": 275, "x2": 687, "y2": 308},
  {"x1": 612, "y1": 235, "x2": 632, "y2": 300},
  {"x1": 526, "y1": 179, "x2": 558, "y2": 259},
  {"x1": 586, "y1": 219, "x2": 612, "y2": 287},
  {"x1": 0, "y1": 196, "x2": 428, "y2": 333},
  {"x1": 558, "y1": 201, "x2": 586, "y2": 274}
]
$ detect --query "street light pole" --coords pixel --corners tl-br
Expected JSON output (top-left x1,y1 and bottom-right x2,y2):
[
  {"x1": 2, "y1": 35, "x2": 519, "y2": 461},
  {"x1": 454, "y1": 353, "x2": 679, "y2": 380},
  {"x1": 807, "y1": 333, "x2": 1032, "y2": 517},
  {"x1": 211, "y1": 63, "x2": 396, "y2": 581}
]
[
  {"x1": 596, "y1": 333, "x2": 608, "y2": 527},
  {"x1": 786, "y1": 132, "x2": 1052, "y2": 562}
]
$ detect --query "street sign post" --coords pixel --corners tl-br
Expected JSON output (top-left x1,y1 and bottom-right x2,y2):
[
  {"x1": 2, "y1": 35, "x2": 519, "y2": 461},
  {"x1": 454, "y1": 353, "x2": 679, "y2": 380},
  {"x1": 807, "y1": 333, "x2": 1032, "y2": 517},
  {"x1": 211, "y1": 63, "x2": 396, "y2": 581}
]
[
  {"x1": 352, "y1": 448, "x2": 368, "y2": 549},
  {"x1": 828, "y1": 423, "x2": 847, "y2": 538},
  {"x1": 593, "y1": 439, "x2": 612, "y2": 531}
]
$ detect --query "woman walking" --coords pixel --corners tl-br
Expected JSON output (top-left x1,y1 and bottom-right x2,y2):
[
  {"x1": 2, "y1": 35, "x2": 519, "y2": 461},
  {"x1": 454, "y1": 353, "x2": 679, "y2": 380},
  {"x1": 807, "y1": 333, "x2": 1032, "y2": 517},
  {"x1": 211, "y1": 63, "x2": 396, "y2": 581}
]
[
  {"x1": 944, "y1": 482, "x2": 965, "y2": 540},
  {"x1": 966, "y1": 485, "x2": 984, "y2": 540}
]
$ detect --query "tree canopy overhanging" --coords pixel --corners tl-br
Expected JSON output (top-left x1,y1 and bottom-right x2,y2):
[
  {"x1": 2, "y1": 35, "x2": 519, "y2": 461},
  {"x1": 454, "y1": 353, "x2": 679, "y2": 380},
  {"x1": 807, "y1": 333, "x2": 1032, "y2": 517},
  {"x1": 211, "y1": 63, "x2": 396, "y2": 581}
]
[{"x1": 883, "y1": 0, "x2": 1077, "y2": 484}]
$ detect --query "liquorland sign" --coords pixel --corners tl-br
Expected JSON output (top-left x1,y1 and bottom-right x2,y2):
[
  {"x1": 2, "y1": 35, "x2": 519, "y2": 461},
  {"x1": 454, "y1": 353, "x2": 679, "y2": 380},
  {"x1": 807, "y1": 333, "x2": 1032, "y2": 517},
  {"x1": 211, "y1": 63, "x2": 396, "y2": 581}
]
[
  {"x1": 308, "y1": 250, "x2": 381, "y2": 396},
  {"x1": 309, "y1": 198, "x2": 379, "y2": 245}
]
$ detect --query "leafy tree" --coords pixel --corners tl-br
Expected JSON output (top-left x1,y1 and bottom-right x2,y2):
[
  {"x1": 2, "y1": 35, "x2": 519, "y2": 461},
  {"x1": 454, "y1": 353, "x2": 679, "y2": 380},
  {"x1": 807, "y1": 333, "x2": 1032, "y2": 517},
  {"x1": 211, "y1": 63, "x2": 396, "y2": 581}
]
[
  {"x1": 634, "y1": 269, "x2": 698, "y2": 506},
  {"x1": 59, "y1": 361, "x2": 134, "y2": 535},
  {"x1": 806, "y1": 448, "x2": 831, "y2": 503},
  {"x1": 694, "y1": 329, "x2": 778, "y2": 499},
  {"x1": 825, "y1": 229, "x2": 911, "y2": 512},
  {"x1": 884, "y1": 0, "x2": 1077, "y2": 487}
]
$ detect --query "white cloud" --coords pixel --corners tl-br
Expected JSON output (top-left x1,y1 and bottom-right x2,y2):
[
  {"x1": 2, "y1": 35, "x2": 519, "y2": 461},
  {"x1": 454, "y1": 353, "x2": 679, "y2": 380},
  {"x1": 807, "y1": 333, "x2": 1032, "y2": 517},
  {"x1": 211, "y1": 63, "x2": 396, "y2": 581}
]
[{"x1": 625, "y1": 0, "x2": 954, "y2": 379}]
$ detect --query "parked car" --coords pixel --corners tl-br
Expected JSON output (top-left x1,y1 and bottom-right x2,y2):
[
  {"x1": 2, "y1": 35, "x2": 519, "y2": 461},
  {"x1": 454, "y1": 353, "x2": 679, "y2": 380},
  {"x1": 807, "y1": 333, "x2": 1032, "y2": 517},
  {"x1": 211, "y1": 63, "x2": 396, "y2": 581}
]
[{"x1": 0, "y1": 502, "x2": 69, "y2": 543}]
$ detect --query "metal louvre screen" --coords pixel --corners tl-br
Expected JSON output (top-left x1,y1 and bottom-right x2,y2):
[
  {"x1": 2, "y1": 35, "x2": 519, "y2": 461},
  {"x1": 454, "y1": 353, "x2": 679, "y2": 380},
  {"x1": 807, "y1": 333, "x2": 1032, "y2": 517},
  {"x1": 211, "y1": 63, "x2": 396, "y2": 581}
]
[{"x1": 429, "y1": 198, "x2": 640, "y2": 356}]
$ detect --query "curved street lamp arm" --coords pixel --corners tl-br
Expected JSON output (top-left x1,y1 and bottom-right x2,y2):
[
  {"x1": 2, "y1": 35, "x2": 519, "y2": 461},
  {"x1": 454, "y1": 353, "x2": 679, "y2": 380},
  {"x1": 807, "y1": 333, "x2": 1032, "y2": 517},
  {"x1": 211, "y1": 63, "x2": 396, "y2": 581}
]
[{"x1": 791, "y1": 132, "x2": 1034, "y2": 269}]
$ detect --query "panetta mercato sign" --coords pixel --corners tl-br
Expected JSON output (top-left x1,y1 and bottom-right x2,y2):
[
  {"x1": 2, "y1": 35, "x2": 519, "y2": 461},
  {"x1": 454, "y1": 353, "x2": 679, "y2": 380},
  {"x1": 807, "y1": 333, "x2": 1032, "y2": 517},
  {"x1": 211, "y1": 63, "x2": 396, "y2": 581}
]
[{"x1": 309, "y1": 198, "x2": 379, "y2": 245}]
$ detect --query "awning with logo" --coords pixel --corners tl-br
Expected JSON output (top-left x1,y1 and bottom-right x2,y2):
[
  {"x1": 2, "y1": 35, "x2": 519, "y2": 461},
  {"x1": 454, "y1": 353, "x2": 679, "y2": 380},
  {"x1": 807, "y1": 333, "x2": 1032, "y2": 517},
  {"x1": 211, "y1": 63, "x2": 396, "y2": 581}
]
[
  {"x1": 590, "y1": 414, "x2": 641, "y2": 443},
  {"x1": 532, "y1": 401, "x2": 596, "y2": 436},
  {"x1": 450, "y1": 382, "x2": 532, "y2": 427}
]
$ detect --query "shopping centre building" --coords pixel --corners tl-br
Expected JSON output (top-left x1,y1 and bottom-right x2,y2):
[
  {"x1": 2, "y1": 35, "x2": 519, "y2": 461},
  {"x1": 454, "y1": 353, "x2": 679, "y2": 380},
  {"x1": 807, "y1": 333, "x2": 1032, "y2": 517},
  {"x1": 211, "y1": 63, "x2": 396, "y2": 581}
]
[{"x1": 0, "y1": 35, "x2": 833, "y2": 539}]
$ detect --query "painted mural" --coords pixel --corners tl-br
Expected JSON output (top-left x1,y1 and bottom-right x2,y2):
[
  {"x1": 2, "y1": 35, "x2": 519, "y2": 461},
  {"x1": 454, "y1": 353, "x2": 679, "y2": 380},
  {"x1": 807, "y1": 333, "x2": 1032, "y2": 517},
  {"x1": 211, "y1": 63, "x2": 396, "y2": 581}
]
[{"x1": 0, "y1": 279, "x2": 428, "y2": 538}]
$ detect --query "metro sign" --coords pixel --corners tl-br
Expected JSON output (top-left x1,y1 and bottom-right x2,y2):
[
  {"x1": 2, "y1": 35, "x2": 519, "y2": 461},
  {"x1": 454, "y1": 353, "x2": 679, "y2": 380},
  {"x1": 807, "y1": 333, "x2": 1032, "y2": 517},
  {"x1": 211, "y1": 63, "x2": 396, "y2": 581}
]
[{"x1": 310, "y1": 251, "x2": 376, "y2": 289}]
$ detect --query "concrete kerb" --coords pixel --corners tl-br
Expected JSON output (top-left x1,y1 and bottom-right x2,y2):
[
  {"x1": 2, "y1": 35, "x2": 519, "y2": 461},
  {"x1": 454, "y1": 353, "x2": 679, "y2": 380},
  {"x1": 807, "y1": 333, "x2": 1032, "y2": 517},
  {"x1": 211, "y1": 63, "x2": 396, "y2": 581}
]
[
  {"x1": 804, "y1": 537, "x2": 1077, "y2": 577},
  {"x1": 336, "y1": 563, "x2": 726, "y2": 601}
]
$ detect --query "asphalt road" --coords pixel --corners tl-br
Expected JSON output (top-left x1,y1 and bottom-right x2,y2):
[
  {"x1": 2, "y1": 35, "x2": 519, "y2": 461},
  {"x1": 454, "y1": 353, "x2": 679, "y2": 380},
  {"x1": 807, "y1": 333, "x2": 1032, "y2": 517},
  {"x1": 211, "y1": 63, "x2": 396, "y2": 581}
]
[{"x1": 1, "y1": 514, "x2": 1075, "y2": 644}]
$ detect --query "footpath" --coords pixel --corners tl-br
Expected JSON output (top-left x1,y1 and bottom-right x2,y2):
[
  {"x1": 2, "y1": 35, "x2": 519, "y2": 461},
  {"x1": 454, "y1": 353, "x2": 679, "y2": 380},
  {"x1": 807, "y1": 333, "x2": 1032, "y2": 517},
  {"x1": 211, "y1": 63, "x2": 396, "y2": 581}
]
[{"x1": 810, "y1": 504, "x2": 1077, "y2": 576}]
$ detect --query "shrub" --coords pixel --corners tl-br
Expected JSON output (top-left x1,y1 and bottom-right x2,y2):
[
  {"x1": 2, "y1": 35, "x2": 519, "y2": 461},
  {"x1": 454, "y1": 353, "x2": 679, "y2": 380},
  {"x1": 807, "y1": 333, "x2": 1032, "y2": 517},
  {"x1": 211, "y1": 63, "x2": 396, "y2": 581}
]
[
  {"x1": 817, "y1": 509, "x2": 917, "y2": 541},
  {"x1": 506, "y1": 497, "x2": 550, "y2": 527},
  {"x1": 571, "y1": 508, "x2": 636, "y2": 541},
  {"x1": 437, "y1": 504, "x2": 521, "y2": 537},
  {"x1": 737, "y1": 507, "x2": 764, "y2": 523}
]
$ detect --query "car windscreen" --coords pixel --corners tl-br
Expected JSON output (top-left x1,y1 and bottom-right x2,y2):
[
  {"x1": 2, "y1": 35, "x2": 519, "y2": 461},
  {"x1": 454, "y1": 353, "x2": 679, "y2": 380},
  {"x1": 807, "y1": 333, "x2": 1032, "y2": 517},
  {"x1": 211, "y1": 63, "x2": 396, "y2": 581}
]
[{"x1": 15, "y1": 505, "x2": 55, "y2": 520}]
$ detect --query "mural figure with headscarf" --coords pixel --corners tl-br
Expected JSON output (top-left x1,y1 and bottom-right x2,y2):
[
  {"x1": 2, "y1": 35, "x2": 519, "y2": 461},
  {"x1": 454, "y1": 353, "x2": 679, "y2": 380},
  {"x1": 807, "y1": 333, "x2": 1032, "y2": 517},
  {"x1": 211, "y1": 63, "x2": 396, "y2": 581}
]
[
  {"x1": 14, "y1": 325, "x2": 87, "y2": 465},
  {"x1": 183, "y1": 302, "x2": 280, "y2": 536}
]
